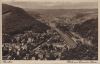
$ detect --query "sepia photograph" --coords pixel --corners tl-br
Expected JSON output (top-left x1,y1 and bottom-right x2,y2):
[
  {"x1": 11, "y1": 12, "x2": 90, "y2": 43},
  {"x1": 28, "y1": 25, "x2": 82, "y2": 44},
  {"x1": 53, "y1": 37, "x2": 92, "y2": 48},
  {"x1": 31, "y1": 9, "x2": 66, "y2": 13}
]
[{"x1": 2, "y1": 0, "x2": 98, "y2": 61}]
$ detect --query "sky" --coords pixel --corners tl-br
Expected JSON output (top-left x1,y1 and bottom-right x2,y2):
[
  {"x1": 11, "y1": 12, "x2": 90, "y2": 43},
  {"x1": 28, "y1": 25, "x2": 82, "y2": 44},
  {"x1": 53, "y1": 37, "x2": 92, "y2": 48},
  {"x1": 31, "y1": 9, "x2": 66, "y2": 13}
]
[
  {"x1": 2, "y1": 0, "x2": 98, "y2": 9},
  {"x1": 2, "y1": 0, "x2": 98, "y2": 3}
]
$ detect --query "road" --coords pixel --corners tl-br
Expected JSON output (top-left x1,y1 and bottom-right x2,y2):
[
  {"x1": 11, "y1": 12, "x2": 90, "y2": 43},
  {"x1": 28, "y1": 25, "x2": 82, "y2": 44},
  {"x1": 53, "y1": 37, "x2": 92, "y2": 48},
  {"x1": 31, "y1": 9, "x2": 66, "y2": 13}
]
[{"x1": 33, "y1": 36, "x2": 55, "y2": 51}]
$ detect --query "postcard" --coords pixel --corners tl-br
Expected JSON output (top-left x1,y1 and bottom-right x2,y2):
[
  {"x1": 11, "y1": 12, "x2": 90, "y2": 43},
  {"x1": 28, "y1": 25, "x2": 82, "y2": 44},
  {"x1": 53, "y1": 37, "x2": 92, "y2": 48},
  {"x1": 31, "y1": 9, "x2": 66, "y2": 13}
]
[{"x1": 0, "y1": 0, "x2": 99, "y2": 64}]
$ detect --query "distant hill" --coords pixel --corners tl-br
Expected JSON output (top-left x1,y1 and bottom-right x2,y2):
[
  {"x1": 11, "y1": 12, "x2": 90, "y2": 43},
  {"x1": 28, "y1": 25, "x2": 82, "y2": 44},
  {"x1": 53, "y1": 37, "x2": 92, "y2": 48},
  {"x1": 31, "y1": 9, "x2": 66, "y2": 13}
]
[{"x1": 2, "y1": 4, "x2": 50, "y2": 35}]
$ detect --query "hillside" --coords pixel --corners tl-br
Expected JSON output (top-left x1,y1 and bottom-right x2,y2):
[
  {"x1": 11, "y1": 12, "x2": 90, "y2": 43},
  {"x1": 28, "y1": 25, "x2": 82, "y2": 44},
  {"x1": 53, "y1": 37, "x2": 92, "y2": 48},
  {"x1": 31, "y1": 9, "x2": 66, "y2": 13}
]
[
  {"x1": 2, "y1": 4, "x2": 50, "y2": 35},
  {"x1": 74, "y1": 18, "x2": 98, "y2": 47}
]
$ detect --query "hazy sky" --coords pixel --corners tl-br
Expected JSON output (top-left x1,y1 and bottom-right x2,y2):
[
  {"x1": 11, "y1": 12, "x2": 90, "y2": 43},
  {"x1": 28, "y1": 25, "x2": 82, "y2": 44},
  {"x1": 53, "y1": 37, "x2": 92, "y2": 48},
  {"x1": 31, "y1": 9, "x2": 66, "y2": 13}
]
[
  {"x1": 2, "y1": 0, "x2": 98, "y2": 9},
  {"x1": 2, "y1": 0, "x2": 98, "y2": 3}
]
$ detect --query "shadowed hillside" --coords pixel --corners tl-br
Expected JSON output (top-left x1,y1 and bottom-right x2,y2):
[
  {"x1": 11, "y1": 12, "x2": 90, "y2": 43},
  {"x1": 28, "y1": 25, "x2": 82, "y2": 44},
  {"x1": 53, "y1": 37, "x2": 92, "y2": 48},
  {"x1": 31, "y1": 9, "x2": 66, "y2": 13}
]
[
  {"x1": 2, "y1": 4, "x2": 50, "y2": 35},
  {"x1": 74, "y1": 18, "x2": 98, "y2": 47}
]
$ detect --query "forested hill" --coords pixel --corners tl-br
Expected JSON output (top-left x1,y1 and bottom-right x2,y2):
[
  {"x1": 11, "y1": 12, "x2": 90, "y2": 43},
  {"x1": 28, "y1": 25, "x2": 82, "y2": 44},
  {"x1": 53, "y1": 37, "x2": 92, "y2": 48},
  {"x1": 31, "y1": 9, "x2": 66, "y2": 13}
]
[{"x1": 2, "y1": 4, "x2": 50, "y2": 35}]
